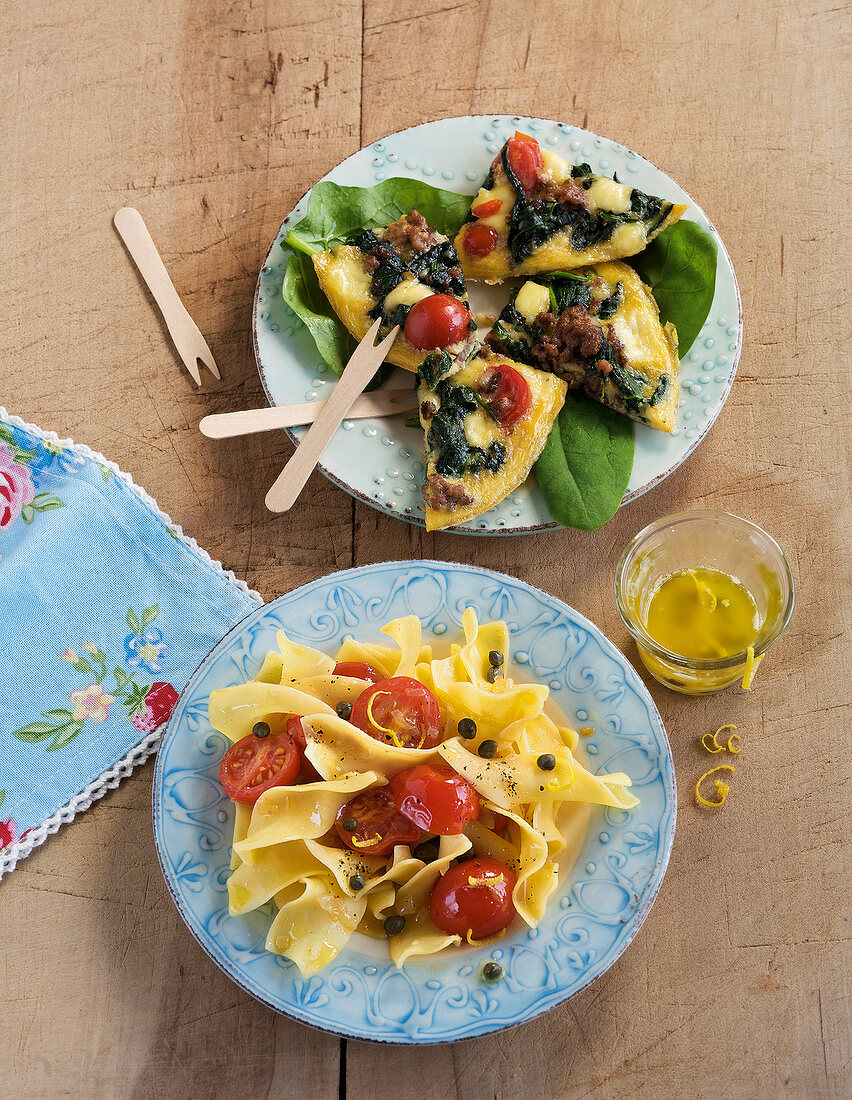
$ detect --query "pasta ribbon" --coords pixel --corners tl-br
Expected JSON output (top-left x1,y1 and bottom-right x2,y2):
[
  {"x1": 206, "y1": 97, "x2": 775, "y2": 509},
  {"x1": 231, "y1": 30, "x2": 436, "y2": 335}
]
[
  {"x1": 302, "y1": 713, "x2": 441, "y2": 780},
  {"x1": 209, "y1": 682, "x2": 335, "y2": 743}
]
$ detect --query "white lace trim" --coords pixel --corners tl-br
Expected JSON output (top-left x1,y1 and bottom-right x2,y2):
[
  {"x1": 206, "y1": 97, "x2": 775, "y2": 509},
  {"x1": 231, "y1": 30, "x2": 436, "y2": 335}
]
[{"x1": 0, "y1": 408, "x2": 263, "y2": 879}]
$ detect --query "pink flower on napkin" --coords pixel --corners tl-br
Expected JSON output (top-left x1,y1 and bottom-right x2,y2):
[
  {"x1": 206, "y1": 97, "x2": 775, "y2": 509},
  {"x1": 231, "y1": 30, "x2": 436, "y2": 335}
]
[
  {"x1": 0, "y1": 818, "x2": 17, "y2": 850},
  {"x1": 68, "y1": 682, "x2": 115, "y2": 722},
  {"x1": 0, "y1": 443, "x2": 35, "y2": 528}
]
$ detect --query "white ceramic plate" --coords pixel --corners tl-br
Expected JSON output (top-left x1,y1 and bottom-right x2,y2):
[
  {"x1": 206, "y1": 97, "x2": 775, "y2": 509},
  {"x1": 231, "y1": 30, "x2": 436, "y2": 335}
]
[{"x1": 253, "y1": 115, "x2": 741, "y2": 534}]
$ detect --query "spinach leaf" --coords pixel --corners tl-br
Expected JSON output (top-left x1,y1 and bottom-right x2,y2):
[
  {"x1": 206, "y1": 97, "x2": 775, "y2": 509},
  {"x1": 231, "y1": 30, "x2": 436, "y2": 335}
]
[
  {"x1": 419, "y1": 350, "x2": 454, "y2": 390},
  {"x1": 284, "y1": 179, "x2": 472, "y2": 256},
  {"x1": 534, "y1": 395, "x2": 634, "y2": 531},
  {"x1": 542, "y1": 270, "x2": 592, "y2": 313},
  {"x1": 629, "y1": 220, "x2": 717, "y2": 357},
  {"x1": 408, "y1": 240, "x2": 466, "y2": 295},
  {"x1": 596, "y1": 281, "x2": 623, "y2": 320},
  {"x1": 280, "y1": 250, "x2": 357, "y2": 375},
  {"x1": 428, "y1": 382, "x2": 507, "y2": 477}
]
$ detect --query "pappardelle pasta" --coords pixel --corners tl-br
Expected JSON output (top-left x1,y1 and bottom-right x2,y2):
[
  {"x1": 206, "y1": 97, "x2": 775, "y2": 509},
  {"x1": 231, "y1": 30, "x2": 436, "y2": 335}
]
[{"x1": 208, "y1": 610, "x2": 639, "y2": 978}]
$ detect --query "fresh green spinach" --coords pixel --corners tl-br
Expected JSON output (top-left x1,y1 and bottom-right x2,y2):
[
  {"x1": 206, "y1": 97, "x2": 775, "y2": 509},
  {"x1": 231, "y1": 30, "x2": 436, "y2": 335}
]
[
  {"x1": 280, "y1": 250, "x2": 357, "y2": 375},
  {"x1": 428, "y1": 382, "x2": 507, "y2": 478}
]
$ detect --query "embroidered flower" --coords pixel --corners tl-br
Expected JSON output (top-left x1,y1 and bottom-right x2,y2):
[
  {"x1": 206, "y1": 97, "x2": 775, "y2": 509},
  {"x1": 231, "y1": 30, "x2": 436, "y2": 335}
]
[
  {"x1": 0, "y1": 818, "x2": 17, "y2": 849},
  {"x1": 124, "y1": 628, "x2": 168, "y2": 673},
  {"x1": 0, "y1": 443, "x2": 35, "y2": 529},
  {"x1": 68, "y1": 682, "x2": 115, "y2": 722},
  {"x1": 131, "y1": 682, "x2": 179, "y2": 733},
  {"x1": 60, "y1": 648, "x2": 79, "y2": 662},
  {"x1": 84, "y1": 640, "x2": 99, "y2": 655},
  {"x1": 27, "y1": 440, "x2": 86, "y2": 477}
]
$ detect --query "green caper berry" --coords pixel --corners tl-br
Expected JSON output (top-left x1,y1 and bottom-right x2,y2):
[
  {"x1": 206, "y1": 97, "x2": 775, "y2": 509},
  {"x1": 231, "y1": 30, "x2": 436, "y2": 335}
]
[
  {"x1": 384, "y1": 914, "x2": 406, "y2": 936},
  {"x1": 478, "y1": 739, "x2": 498, "y2": 759},
  {"x1": 252, "y1": 721, "x2": 270, "y2": 738},
  {"x1": 458, "y1": 718, "x2": 477, "y2": 739},
  {"x1": 349, "y1": 873, "x2": 365, "y2": 891},
  {"x1": 482, "y1": 961, "x2": 503, "y2": 982},
  {"x1": 488, "y1": 650, "x2": 504, "y2": 667},
  {"x1": 414, "y1": 840, "x2": 440, "y2": 863},
  {"x1": 341, "y1": 816, "x2": 358, "y2": 832},
  {"x1": 336, "y1": 701, "x2": 353, "y2": 720},
  {"x1": 537, "y1": 753, "x2": 557, "y2": 771},
  {"x1": 486, "y1": 666, "x2": 503, "y2": 684}
]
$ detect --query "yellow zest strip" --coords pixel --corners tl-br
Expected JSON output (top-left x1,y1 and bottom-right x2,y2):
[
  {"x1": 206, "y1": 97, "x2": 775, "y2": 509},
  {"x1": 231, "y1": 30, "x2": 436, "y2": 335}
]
[
  {"x1": 547, "y1": 764, "x2": 575, "y2": 793},
  {"x1": 695, "y1": 765, "x2": 735, "y2": 808},
  {"x1": 366, "y1": 691, "x2": 426, "y2": 750},
  {"x1": 466, "y1": 928, "x2": 507, "y2": 947},
  {"x1": 468, "y1": 873, "x2": 504, "y2": 888},
  {"x1": 349, "y1": 834, "x2": 382, "y2": 849},
  {"x1": 742, "y1": 646, "x2": 764, "y2": 691},
  {"x1": 701, "y1": 724, "x2": 740, "y2": 754}
]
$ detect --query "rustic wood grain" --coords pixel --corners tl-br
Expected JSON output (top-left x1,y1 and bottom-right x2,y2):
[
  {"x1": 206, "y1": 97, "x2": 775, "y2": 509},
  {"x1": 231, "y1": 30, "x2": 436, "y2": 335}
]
[{"x1": 1, "y1": 0, "x2": 849, "y2": 1097}]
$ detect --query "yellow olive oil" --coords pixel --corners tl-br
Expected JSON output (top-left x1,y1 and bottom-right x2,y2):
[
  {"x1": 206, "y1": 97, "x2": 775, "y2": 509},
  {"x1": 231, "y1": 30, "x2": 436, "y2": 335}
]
[{"x1": 645, "y1": 568, "x2": 759, "y2": 660}]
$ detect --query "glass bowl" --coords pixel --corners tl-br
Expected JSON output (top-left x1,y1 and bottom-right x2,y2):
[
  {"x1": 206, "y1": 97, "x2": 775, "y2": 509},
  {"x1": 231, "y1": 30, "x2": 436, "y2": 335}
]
[{"x1": 615, "y1": 511, "x2": 795, "y2": 694}]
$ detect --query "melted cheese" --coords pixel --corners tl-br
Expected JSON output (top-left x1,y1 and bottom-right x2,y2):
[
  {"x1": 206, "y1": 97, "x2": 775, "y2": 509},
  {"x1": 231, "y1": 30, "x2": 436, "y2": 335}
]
[
  {"x1": 540, "y1": 149, "x2": 570, "y2": 183},
  {"x1": 515, "y1": 281, "x2": 551, "y2": 323},
  {"x1": 609, "y1": 222, "x2": 647, "y2": 256},
  {"x1": 586, "y1": 177, "x2": 631, "y2": 215},
  {"x1": 383, "y1": 278, "x2": 433, "y2": 311}
]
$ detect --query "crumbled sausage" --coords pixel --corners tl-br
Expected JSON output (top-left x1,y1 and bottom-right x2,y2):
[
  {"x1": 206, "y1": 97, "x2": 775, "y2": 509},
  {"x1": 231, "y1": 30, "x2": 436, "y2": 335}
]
[
  {"x1": 384, "y1": 210, "x2": 436, "y2": 254},
  {"x1": 423, "y1": 474, "x2": 474, "y2": 511},
  {"x1": 529, "y1": 307, "x2": 604, "y2": 377},
  {"x1": 420, "y1": 401, "x2": 437, "y2": 420},
  {"x1": 534, "y1": 177, "x2": 588, "y2": 209}
]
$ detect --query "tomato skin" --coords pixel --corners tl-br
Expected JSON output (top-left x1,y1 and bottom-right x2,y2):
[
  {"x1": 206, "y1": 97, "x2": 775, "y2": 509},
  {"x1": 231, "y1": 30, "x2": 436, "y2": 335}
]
[
  {"x1": 471, "y1": 198, "x2": 503, "y2": 219},
  {"x1": 429, "y1": 857, "x2": 517, "y2": 939},
  {"x1": 219, "y1": 728, "x2": 301, "y2": 804},
  {"x1": 286, "y1": 714, "x2": 307, "y2": 748},
  {"x1": 333, "y1": 661, "x2": 383, "y2": 683},
  {"x1": 506, "y1": 133, "x2": 543, "y2": 192},
  {"x1": 481, "y1": 364, "x2": 532, "y2": 429},
  {"x1": 350, "y1": 677, "x2": 442, "y2": 749},
  {"x1": 389, "y1": 764, "x2": 480, "y2": 835},
  {"x1": 463, "y1": 222, "x2": 499, "y2": 259},
  {"x1": 336, "y1": 788, "x2": 422, "y2": 856},
  {"x1": 404, "y1": 294, "x2": 472, "y2": 351}
]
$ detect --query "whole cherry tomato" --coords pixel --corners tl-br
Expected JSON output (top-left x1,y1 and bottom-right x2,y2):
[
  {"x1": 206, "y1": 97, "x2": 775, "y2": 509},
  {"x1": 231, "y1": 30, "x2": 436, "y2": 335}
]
[
  {"x1": 481, "y1": 364, "x2": 532, "y2": 428},
  {"x1": 335, "y1": 788, "x2": 422, "y2": 856},
  {"x1": 333, "y1": 661, "x2": 383, "y2": 683},
  {"x1": 350, "y1": 677, "x2": 442, "y2": 750},
  {"x1": 506, "y1": 132, "x2": 543, "y2": 192},
  {"x1": 429, "y1": 857, "x2": 517, "y2": 939},
  {"x1": 463, "y1": 222, "x2": 498, "y2": 258},
  {"x1": 389, "y1": 764, "x2": 480, "y2": 835},
  {"x1": 219, "y1": 725, "x2": 301, "y2": 804},
  {"x1": 404, "y1": 294, "x2": 472, "y2": 350}
]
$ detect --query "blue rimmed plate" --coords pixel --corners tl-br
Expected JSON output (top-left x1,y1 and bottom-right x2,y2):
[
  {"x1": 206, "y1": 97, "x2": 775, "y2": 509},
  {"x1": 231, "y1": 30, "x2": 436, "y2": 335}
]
[
  {"x1": 253, "y1": 114, "x2": 741, "y2": 534},
  {"x1": 153, "y1": 561, "x2": 676, "y2": 1042}
]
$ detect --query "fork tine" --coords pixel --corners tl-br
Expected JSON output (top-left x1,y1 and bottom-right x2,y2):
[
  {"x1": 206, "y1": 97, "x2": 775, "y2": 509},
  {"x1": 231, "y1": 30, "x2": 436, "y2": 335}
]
[
  {"x1": 374, "y1": 324, "x2": 401, "y2": 354},
  {"x1": 178, "y1": 346, "x2": 202, "y2": 386},
  {"x1": 195, "y1": 335, "x2": 221, "y2": 380}
]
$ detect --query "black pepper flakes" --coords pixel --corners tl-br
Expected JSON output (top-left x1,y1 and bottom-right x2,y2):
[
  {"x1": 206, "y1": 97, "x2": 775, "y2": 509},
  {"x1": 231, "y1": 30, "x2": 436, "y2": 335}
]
[
  {"x1": 478, "y1": 739, "x2": 498, "y2": 759},
  {"x1": 252, "y1": 721, "x2": 270, "y2": 738}
]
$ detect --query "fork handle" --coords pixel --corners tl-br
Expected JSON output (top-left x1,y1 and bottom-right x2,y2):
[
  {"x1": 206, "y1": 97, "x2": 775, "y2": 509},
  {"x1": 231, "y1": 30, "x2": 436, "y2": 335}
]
[{"x1": 114, "y1": 207, "x2": 202, "y2": 383}]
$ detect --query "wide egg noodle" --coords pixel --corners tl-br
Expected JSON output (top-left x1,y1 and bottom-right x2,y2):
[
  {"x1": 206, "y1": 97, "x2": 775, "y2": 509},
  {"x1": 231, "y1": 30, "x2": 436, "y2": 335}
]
[
  {"x1": 333, "y1": 637, "x2": 397, "y2": 677},
  {"x1": 438, "y1": 739, "x2": 640, "y2": 810},
  {"x1": 494, "y1": 804, "x2": 557, "y2": 926},
  {"x1": 227, "y1": 839, "x2": 333, "y2": 914},
  {"x1": 275, "y1": 630, "x2": 336, "y2": 680},
  {"x1": 229, "y1": 801, "x2": 253, "y2": 871},
  {"x1": 209, "y1": 682, "x2": 336, "y2": 744},
  {"x1": 234, "y1": 771, "x2": 385, "y2": 856},
  {"x1": 252, "y1": 650, "x2": 284, "y2": 685},
  {"x1": 289, "y1": 673, "x2": 371, "y2": 709},
  {"x1": 457, "y1": 608, "x2": 510, "y2": 688},
  {"x1": 389, "y1": 833, "x2": 471, "y2": 967},
  {"x1": 266, "y1": 876, "x2": 367, "y2": 978},
  {"x1": 302, "y1": 713, "x2": 443, "y2": 780},
  {"x1": 380, "y1": 615, "x2": 423, "y2": 678}
]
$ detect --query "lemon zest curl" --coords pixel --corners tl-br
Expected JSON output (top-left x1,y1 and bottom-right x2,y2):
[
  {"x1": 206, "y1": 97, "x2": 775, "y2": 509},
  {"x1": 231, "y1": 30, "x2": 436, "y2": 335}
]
[
  {"x1": 696, "y1": 764, "x2": 735, "y2": 808},
  {"x1": 349, "y1": 834, "x2": 382, "y2": 849},
  {"x1": 701, "y1": 724, "x2": 741, "y2": 755},
  {"x1": 468, "y1": 873, "x2": 504, "y2": 888},
  {"x1": 466, "y1": 928, "x2": 507, "y2": 947}
]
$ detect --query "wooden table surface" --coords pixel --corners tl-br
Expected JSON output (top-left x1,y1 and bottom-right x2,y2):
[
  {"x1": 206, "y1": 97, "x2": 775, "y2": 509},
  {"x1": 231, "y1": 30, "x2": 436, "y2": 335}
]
[{"x1": 2, "y1": 1, "x2": 849, "y2": 1096}]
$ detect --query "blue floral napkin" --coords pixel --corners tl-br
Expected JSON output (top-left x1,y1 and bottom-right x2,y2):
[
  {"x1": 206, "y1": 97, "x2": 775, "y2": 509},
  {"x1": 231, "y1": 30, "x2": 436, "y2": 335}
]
[{"x1": 0, "y1": 410, "x2": 262, "y2": 876}]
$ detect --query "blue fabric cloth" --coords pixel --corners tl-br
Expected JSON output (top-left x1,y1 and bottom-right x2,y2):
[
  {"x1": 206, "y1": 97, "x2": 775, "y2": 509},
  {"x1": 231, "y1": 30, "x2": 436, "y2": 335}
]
[{"x1": 0, "y1": 411, "x2": 262, "y2": 854}]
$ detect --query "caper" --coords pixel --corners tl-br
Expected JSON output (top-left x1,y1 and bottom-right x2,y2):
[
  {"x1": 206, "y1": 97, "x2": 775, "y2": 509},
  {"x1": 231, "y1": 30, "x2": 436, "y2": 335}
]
[
  {"x1": 384, "y1": 914, "x2": 406, "y2": 936},
  {"x1": 414, "y1": 840, "x2": 440, "y2": 863},
  {"x1": 482, "y1": 961, "x2": 503, "y2": 982},
  {"x1": 488, "y1": 650, "x2": 504, "y2": 667},
  {"x1": 537, "y1": 753, "x2": 556, "y2": 772},
  {"x1": 486, "y1": 666, "x2": 503, "y2": 684},
  {"x1": 349, "y1": 873, "x2": 365, "y2": 892},
  {"x1": 336, "y1": 701, "x2": 353, "y2": 720},
  {"x1": 458, "y1": 718, "x2": 477, "y2": 739},
  {"x1": 478, "y1": 739, "x2": 498, "y2": 759},
  {"x1": 341, "y1": 816, "x2": 358, "y2": 832},
  {"x1": 252, "y1": 721, "x2": 270, "y2": 738}
]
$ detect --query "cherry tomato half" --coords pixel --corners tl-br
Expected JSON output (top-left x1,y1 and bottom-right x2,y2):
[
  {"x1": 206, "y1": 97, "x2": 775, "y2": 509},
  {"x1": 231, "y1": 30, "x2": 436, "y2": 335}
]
[
  {"x1": 463, "y1": 222, "x2": 498, "y2": 259},
  {"x1": 506, "y1": 132, "x2": 543, "y2": 192},
  {"x1": 389, "y1": 764, "x2": 480, "y2": 835},
  {"x1": 429, "y1": 857, "x2": 518, "y2": 940},
  {"x1": 350, "y1": 676, "x2": 442, "y2": 750},
  {"x1": 219, "y1": 727, "x2": 301, "y2": 804},
  {"x1": 471, "y1": 198, "x2": 503, "y2": 219},
  {"x1": 335, "y1": 788, "x2": 422, "y2": 856},
  {"x1": 333, "y1": 661, "x2": 383, "y2": 683},
  {"x1": 284, "y1": 716, "x2": 323, "y2": 781},
  {"x1": 404, "y1": 294, "x2": 472, "y2": 351},
  {"x1": 481, "y1": 364, "x2": 532, "y2": 429}
]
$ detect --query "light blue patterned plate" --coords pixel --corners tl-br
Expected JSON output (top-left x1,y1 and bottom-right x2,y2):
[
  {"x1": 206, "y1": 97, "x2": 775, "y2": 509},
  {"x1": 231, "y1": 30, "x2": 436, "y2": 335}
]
[
  {"x1": 153, "y1": 561, "x2": 676, "y2": 1042},
  {"x1": 253, "y1": 115, "x2": 741, "y2": 535}
]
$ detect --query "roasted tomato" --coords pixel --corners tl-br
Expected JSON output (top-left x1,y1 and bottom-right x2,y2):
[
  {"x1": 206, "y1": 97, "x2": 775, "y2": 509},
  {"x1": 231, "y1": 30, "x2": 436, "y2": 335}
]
[
  {"x1": 462, "y1": 222, "x2": 498, "y2": 258},
  {"x1": 506, "y1": 132, "x2": 543, "y2": 192},
  {"x1": 219, "y1": 725, "x2": 301, "y2": 804},
  {"x1": 481, "y1": 364, "x2": 532, "y2": 429},
  {"x1": 333, "y1": 661, "x2": 383, "y2": 683},
  {"x1": 335, "y1": 788, "x2": 422, "y2": 856},
  {"x1": 471, "y1": 198, "x2": 503, "y2": 219},
  {"x1": 429, "y1": 857, "x2": 517, "y2": 939},
  {"x1": 350, "y1": 676, "x2": 442, "y2": 749},
  {"x1": 404, "y1": 294, "x2": 472, "y2": 350},
  {"x1": 390, "y1": 764, "x2": 480, "y2": 835}
]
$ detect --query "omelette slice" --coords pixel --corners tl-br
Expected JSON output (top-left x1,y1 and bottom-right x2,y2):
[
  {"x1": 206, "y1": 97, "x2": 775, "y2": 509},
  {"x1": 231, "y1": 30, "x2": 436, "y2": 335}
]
[
  {"x1": 454, "y1": 132, "x2": 687, "y2": 283},
  {"x1": 485, "y1": 261, "x2": 680, "y2": 433},
  {"x1": 416, "y1": 348, "x2": 566, "y2": 531},
  {"x1": 312, "y1": 210, "x2": 475, "y2": 373}
]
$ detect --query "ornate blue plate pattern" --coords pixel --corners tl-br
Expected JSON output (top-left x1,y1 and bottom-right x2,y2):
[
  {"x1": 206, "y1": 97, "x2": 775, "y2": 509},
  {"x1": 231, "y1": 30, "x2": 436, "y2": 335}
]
[
  {"x1": 253, "y1": 115, "x2": 741, "y2": 534},
  {"x1": 153, "y1": 562, "x2": 676, "y2": 1042}
]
